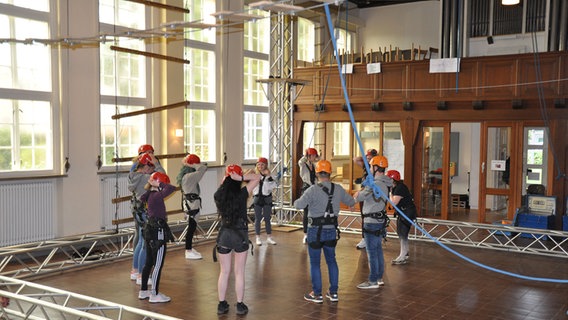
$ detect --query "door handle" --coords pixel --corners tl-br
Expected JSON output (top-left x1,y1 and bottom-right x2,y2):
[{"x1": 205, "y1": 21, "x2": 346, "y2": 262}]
[{"x1": 482, "y1": 162, "x2": 485, "y2": 174}]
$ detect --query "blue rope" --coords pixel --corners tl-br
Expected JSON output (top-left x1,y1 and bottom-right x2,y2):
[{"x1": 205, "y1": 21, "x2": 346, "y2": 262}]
[{"x1": 323, "y1": 4, "x2": 568, "y2": 284}]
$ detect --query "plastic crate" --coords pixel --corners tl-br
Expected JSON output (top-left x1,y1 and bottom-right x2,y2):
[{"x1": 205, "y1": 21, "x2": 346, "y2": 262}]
[
  {"x1": 517, "y1": 213, "x2": 553, "y2": 240},
  {"x1": 563, "y1": 216, "x2": 568, "y2": 232}
]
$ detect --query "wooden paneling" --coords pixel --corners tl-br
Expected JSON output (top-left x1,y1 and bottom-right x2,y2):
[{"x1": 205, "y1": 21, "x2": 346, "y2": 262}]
[
  {"x1": 318, "y1": 69, "x2": 344, "y2": 102},
  {"x1": 408, "y1": 62, "x2": 438, "y2": 101},
  {"x1": 518, "y1": 55, "x2": 561, "y2": 97},
  {"x1": 293, "y1": 69, "x2": 317, "y2": 105},
  {"x1": 349, "y1": 67, "x2": 375, "y2": 102},
  {"x1": 479, "y1": 59, "x2": 517, "y2": 98},
  {"x1": 439, "y1": 60, "x2": 478, "y2": 102},
  {"x1": 379, "y1": 63, "x2": 407, "y2": 101}
]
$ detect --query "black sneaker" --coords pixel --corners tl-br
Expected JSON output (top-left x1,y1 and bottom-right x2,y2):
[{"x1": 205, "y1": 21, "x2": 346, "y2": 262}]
[
  {"x1": 217, "y1": 300, "x2": 229, "y2": 315},
  {"x1": 236, "y1": 302, "x2": 249, "y2": 315},
  {"x1": 304, "y1": 291, "x2": 323, "y2": 304}
]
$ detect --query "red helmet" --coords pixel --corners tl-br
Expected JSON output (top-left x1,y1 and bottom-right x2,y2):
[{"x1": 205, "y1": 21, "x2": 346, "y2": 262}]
[
  {"x1": 183, "y1": 154, "x2": 201, "y2": 165},
  {"x1": 138, "y1": 153, "x2": 154, "y2": 166},
  {"x1": 305, "y1": 148, "x2": 318, "y2": 156},
  {"x1": 138, "y1": 144, "x2": 154, "y2": 155},
  {"x1": 366, "y1": 149, "x2": 378, "y2": 157},
  {"x1": 226, "y1": 164, "x2": 243, "y2": 176},
  {"x1": 386, "y1": 170, "x2": 401, "y2": 181},
  {"x1": 257, "y1": 157, "x2": 268, "y2": 164},
  {"x1": 150, "y1": 172, "x2": 170, "y2": 185}
]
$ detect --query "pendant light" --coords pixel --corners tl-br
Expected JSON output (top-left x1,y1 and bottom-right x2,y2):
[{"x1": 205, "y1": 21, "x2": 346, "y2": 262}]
[{"x1": 502, "y1": 0, "x2": 520, "y2": 5}]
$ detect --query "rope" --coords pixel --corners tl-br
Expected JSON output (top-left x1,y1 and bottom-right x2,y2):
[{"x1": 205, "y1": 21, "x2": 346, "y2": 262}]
[{"x1": 323, "y1": 3, "x2": 568, "y2": 284}]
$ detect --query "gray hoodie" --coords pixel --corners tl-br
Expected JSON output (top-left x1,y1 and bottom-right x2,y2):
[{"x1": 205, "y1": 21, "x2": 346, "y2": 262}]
[
  {"x1": 127, "y1": 162, "x2": 165, "y2": 200},
  {"x1": 354, "y1": 174, "x2": 393, "y2": 224}
]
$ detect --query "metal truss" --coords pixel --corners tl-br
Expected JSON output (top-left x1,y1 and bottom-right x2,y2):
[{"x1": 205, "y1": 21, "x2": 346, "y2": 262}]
[
  {"x1": 266, "y1": 207, "x2": 568, "y2": 258},
  {"x1": 1, "y1": 208, "x2": 566, "y2": 318},
  {"x1": 0, "y1": 276, "x2": 181, "y2": 320}
]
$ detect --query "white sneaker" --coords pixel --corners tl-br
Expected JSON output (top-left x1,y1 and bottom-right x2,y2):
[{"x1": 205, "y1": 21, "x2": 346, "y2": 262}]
[
  {"x1": 356, "y1": 238, "x2": 366, "y2": 249},
  {"x1": 149, "y1": 292, "x2": 171, "y2": 303},
  {"x1": 130, "y1": 271, "x2": 138, "y2": 281},
  {"x1": 267, "y1": 237, "x2": 277, "y2": 245},
  {"x1": 256, "y1": 237, "x2": 262, "y2": 246},
  {"x1": 302, "y1": 234, "x2": 307, "y2": 244},
  {"x1": 185, "y1": 249, "x2": 202, "y2": 260},
  {"x1": 138, "y1": 290, "x2": 151, "y2": 300}
]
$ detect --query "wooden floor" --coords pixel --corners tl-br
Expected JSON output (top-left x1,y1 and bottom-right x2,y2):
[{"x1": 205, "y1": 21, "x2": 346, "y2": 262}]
[{"x1": 35, "y1": 228, "x2": 568, "y2": 320}]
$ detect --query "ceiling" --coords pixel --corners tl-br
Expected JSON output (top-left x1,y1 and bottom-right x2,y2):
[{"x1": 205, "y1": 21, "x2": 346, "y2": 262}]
[{"x1": 347, "y1": 0, "x2": 434, "y2": 9}]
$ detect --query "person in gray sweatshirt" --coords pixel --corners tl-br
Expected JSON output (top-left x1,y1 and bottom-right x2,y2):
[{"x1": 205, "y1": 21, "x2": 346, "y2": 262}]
[
  {"x1": 353, "y1": 155, "x2": 393, "y2": 290},
  {"x1": 128, "y1": 151, "x2": 165, "y2": 285},
  {"x1": 294, "y1": 159, "x2": 355, "y2": 304}
]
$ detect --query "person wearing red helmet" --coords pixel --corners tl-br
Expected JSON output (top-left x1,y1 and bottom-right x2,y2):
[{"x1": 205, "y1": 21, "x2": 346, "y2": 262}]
[
  {"x1": 352, "y1": 148, "x2": 378, "y2": 249},
  {"x1": 214, "y1": 164, "x2": 261, "y2": 315},
  {"x1": 353, "y1": 155, "x2": 393, "y2": 290},
  {"x1": 176, "y1": 154, "x2": 207, "y2": 260},
  {"x1": 131, "y1": 144, "x2": 160, "y2": 173},
  {"x1": 294, "y1": 159, "x2": 356, "y2": 304},
  {"x1": 138, "y1": 171, "x2": 176, "y2": 303},
  {"x1": 252, "y1": 157, "x2": 278, "y2": 246},
  {"x1": 298, "y1": 147, "x2": 319, "y2": 243},
  {"x1": 387, "y1": 170, "x2": 416, "y2": 265},
  {"x1": 128, "y1": 152, "x2": 165, "y2": 286}
]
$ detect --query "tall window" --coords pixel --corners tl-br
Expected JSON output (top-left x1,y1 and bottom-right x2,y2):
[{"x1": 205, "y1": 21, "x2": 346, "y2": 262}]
[
  {"x1": 0, "y1": 1, "x2": 53, "y2": 173},
  {"x1": 335, "y1": 27, "x2": 354, "y2": 53},
  {"x1": 297, "y1": 18, "x2": 315, "y2": 64},
  {"x1": 243, "y1": 8, "x2": 269, "y2": 160},
  {"x1": 184, "y1": 0, "x2": 217, "y2": 162},
  {"x1": 469, "y1": 0, "x2": 545, "y2": 37},
  {"x1": 99, "y1": 0, "x2": 148, "y2": 167}
]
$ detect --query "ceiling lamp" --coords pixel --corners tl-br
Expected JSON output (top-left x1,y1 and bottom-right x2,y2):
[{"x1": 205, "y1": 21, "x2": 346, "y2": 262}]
[{"x1": 502, "y1": 0, "x2": 520, "y2": 5}]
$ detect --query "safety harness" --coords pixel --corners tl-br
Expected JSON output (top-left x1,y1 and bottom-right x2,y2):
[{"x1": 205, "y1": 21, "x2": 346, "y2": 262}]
[
  {"x1": 308, "y1": 183, "x2": 340, "y2": 249},
  {"x1": 131, "y1": 193, "x2": 147, "y2": 226},
  {"x1": 181, "y1": 192, "x2": 201, "y2": 217},
  {"x1": 362, "y1": 209, "x2": 390, "y2": 238}
]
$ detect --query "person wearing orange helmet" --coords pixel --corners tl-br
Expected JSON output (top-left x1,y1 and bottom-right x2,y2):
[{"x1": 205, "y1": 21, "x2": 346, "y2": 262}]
[
  {"x1": 176, "y1": 154, "x2": 207, "y2": 260},
  {"x1": 252, "y1": 157, "x2": 278, "y2": 246},
  {"x1": 294, "y1": 159, "x2": 356, "y2": 304},
  {"x1": 138, "y1": 171, "x2": 176, "y2": 303},
  {"x1": 214, "y1": 164, "x2": 261, "y2": 315},
  {"x1": 353, "y1": 155, "x2": 393, "y2": 290},
  {"x1": 387, "y1": 170, "x2": 416, "y2": 265},
  {"x1": 128, "y1": 152, "x2": 165, "y2": 286},
  {"x1": 352, "y1": 148, "x2": 378, "y2": 250},
  {"x1": 298, "y1": 147, "x2": 319, "y2": 243}
]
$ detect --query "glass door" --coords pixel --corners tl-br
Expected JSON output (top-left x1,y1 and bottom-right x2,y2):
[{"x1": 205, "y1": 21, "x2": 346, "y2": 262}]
[
  {"x1": 420, "y1": 124, "x2": 450, "y2": 219},
  {"x1": 479, "y1": 122, "x2": 515, "y2": 223},
  {"x1": 522, "y1": 127, "x2": 548, "y2": 197}
]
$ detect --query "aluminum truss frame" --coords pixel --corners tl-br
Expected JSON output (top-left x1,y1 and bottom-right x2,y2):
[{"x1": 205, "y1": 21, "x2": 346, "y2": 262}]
[{"x1": 0, "y1": 276, "x2": 181, "y2": 320}]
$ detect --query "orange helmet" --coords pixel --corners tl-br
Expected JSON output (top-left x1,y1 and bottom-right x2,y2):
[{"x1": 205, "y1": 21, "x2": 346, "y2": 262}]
[
  {"x1": 257, "y1": 157, "x2": 268, "y2": 164},
  {"x1": 386, "y1": 170, "x2": 401, "y2": 181},
  {"x1": 305, "y1": 148, "x2": 318, "y2": 156},
  {"x1": 315, "y1": 160, "x2": 332, "y2": 174},
  {"x1": 150, "y1": 172, "x2": 170, "y2": 185},
  {"x1": 138, "y1": 153, "x2": 154, "y2": 166},
  {"x1": 226, "y1": 164, "x2": 243, "y2": 176},
  {"x1": 138, "y1": 144, "x2": 154, "y2": 155},
  {"x1": 366, "y1": 149, "x2": 378, "y2": 157},
  {"x1": 369, "y1": 155, "x2": 388, "y2": 168},
  {"x1": 183, "y1": 154, "x2": 200, "y2": 165}
]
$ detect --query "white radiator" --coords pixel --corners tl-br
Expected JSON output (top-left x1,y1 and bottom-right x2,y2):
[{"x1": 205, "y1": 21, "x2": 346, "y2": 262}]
[
  {"x1": 0, "y1": 181, "x2": 56, "y2": 247},
  {"x1": 100, "y1": 175, "x2": 132, "y2": 230}
]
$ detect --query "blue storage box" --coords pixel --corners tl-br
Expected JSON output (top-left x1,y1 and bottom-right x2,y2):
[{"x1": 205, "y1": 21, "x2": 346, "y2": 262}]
[
  {"x1": 563, "y1": 216, "x2": 568, "y2": 232},
  {"x1": 516, "y1": 213, "x2": 554, "y2": 240}
]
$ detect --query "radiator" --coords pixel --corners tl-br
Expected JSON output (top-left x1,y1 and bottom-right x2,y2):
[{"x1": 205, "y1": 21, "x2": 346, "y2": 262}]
[
  {"x1": 0, "y1": 181, "x2": 56, "y2": 247},
  {"x1": 100, "y1": 175, "x2": 132, "y2": 230}
]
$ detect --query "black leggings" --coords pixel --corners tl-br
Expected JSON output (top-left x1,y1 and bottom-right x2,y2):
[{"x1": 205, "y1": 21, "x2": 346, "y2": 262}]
[
  {"x1": 185, "y1": 217, "x2": 197, "y2": 250},
  {"x1": 142, "y1": 236, "x2": 167, "y2": 294}
]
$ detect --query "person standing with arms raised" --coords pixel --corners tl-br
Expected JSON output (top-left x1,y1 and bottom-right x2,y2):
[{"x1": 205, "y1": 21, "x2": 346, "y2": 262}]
[{"x1": 298, "y1": 148, "x2": 319, "y2": 244}]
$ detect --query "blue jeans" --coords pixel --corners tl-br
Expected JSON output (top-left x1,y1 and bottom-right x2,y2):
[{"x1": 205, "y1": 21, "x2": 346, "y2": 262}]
[
  {"x1": 132, "y1": 224, "x2": 147, "y2": 270},
  {"x1": 364, "y1": 223, "x2": 385, "y2": 283},
  {"x1": 307, "y1": 226, "x2": 339, "y2": 295}
]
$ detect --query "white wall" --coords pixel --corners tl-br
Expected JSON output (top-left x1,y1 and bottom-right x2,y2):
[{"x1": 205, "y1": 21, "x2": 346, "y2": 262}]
[{"x1": 358, "y1": 1, "x2": 440, "y2": 53}]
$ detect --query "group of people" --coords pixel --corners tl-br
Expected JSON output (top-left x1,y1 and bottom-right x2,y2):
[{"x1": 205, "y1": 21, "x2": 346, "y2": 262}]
[
  {"x1": 126, "y1": 143, "x2": 415, "y2": 314},
  {"x1": 295, "y1": 148, "x2": 416, "y2": 303},
  {"x1": 127, "y1": 144, "x2": 277, "y2": 313}
]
